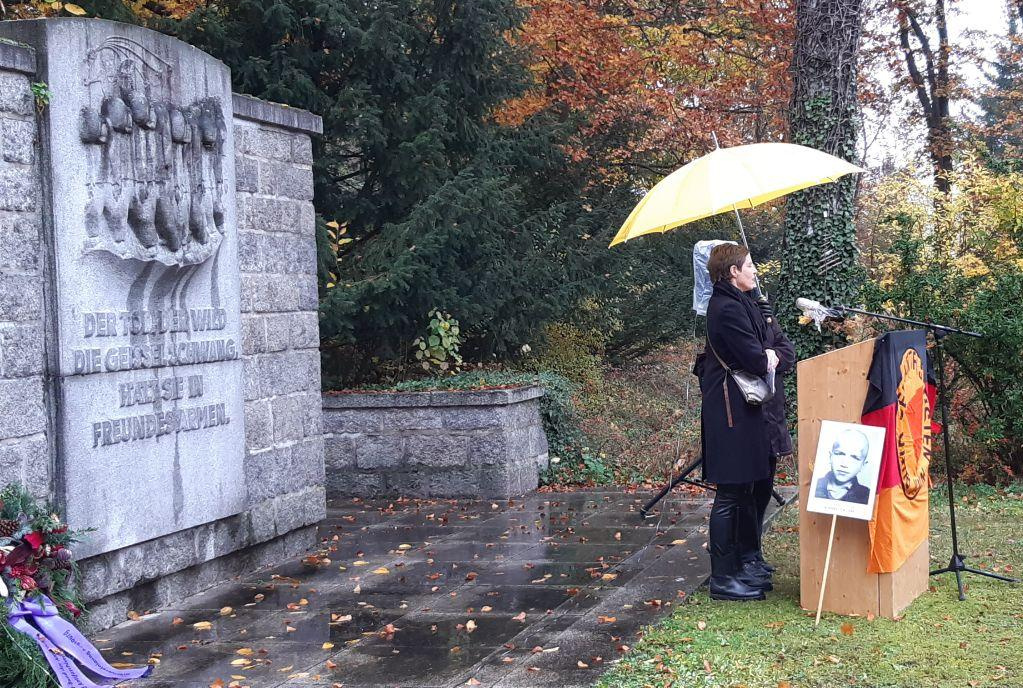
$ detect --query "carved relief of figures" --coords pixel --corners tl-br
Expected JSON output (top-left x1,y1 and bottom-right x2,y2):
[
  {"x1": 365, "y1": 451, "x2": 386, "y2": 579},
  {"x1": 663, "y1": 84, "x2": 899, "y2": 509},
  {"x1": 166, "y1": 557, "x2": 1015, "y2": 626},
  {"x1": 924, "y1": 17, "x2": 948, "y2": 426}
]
[{"x1": 79, "y1": 37, "x2": 228, "y2": 266}]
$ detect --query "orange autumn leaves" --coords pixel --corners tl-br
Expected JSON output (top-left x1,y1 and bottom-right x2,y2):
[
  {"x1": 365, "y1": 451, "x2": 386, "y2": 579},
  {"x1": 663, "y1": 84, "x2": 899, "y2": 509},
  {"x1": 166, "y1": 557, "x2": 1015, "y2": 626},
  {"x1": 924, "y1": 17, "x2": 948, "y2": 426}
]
[{"x1": 497, "y1": 0, "x2": 795, "y2": 180}]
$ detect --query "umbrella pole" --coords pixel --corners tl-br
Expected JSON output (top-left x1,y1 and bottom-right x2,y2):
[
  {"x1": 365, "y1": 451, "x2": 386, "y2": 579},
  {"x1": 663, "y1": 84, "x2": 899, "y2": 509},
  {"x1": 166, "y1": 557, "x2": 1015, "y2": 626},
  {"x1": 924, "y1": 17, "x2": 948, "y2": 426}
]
[
  {"x1": 729, "y1": 207, "x2": 765, "y2": 300},
  {"x1": 711, "y1": 131, "x2": 765, "y2": 299}
]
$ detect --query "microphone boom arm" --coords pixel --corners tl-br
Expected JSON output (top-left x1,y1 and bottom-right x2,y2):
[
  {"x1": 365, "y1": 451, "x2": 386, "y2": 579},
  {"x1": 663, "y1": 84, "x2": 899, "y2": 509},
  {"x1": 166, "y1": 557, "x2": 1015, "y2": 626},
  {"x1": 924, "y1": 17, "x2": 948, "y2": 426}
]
[{"x1": 831, "y1": 305, "x2": 982, "y2": 339}]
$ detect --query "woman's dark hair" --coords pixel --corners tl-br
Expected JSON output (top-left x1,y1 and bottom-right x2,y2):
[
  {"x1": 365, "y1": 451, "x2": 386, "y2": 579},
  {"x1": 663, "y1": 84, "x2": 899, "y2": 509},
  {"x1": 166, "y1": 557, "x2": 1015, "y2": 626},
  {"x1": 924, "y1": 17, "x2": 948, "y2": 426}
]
[{"x1": 707, "y1": 243, "x2": 749, "y2": 283}]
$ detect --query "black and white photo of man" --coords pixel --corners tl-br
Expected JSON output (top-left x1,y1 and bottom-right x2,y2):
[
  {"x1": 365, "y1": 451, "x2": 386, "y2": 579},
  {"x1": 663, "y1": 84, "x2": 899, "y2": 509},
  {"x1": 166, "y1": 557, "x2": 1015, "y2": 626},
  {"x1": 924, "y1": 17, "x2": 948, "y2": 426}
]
[{"x1": 813, "y1": 428, "x2": 871, "y2": 505}]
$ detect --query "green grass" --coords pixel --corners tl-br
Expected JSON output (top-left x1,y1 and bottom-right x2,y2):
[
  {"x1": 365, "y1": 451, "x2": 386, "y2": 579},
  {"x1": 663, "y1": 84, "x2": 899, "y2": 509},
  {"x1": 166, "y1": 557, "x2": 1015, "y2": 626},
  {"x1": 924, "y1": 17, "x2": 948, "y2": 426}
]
[{"x1": 599, "y1": 484, "x2": 1023, "y2": 688}]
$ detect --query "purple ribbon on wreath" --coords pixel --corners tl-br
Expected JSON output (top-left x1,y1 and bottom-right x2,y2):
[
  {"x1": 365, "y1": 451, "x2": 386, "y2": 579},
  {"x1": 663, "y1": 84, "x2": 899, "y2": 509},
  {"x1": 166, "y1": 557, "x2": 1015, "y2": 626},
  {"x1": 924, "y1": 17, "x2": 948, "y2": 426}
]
[{"x1": 7, "y1": 594, "x2": 153, "y2": 687}]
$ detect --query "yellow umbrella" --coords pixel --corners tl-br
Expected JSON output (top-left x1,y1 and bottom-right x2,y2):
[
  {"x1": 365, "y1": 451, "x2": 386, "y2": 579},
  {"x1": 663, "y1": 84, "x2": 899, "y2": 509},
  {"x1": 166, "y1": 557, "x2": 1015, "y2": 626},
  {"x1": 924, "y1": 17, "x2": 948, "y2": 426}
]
[{"x1": 609, "y1": 142, "x2": 865, "y2": 248}]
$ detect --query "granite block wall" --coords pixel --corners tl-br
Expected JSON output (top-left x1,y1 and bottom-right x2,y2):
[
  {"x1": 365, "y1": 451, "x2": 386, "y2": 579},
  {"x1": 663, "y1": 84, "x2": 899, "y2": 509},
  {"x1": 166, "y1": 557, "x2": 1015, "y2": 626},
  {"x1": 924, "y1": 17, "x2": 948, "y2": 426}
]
[
  {"x1": 0, "y1": 43, "x2": 48, "y2": 500},
  {"x1": 323, "y1": 387, "x2": 550, "y2": 499},
  {"x1": 0, "y1": 25, "x2": 326, "y2": 631}
]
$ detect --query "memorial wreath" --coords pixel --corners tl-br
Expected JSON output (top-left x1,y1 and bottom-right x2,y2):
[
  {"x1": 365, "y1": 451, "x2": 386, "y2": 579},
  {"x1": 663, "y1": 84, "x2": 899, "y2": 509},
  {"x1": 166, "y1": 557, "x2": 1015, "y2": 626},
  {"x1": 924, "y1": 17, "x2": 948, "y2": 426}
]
[{"x1": 0, "y1": 483, "x2": 151, "y2": 688}]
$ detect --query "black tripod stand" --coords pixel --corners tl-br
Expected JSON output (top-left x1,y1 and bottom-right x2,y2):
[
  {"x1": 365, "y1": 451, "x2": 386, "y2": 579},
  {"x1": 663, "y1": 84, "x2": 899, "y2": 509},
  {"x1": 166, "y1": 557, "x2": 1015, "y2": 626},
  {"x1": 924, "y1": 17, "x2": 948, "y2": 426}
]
[
  {"x1": 832, "y1": 305, "x2": 1019, "y2": 600},
  {"x1": 639, "y1": 455, "x2": 784, "y2": 518}
]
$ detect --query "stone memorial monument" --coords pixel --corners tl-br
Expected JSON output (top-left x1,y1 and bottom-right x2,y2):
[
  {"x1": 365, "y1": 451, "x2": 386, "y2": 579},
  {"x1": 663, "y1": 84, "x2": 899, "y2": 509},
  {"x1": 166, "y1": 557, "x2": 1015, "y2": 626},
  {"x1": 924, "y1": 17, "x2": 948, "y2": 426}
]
[{"x1": 0, "y1": 19, "x2": 325, "y2": 628}]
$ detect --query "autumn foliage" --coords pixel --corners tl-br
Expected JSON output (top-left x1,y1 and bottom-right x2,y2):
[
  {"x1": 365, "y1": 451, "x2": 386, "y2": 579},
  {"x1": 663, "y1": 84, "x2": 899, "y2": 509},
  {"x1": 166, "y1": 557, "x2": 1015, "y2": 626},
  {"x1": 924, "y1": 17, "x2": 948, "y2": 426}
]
[{"x1": 498, "y1": 0, "x2": 794, "y2": 181}]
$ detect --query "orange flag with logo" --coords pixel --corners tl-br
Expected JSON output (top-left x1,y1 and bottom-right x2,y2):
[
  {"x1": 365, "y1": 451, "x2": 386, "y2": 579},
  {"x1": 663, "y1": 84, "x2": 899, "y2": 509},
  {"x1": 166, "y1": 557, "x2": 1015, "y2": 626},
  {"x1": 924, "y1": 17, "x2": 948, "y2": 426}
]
[{"x1": 860, "y1": 331, "x2": 936, "y2": 573}]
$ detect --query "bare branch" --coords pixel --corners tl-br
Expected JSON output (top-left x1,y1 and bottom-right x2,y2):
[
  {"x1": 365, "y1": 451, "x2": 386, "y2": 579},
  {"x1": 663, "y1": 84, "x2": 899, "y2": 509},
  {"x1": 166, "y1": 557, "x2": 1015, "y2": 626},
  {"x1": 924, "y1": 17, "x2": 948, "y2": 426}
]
[
  {"x1": 899, "y1": 15, "x2": 934, "y2": 118},
  {"x1": 903, "y1": 4, "x2": 939, "y2": 100}
]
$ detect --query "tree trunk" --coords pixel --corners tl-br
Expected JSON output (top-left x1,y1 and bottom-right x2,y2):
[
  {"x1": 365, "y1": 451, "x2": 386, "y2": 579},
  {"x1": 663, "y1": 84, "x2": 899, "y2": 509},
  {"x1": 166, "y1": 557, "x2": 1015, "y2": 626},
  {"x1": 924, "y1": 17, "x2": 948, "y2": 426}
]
[
  {"x1": 778, "y1": 0, "x2": 864, "y2": 357},
  {"x1": 897, "y1": 0, "x2": 952, "y2": 194}
]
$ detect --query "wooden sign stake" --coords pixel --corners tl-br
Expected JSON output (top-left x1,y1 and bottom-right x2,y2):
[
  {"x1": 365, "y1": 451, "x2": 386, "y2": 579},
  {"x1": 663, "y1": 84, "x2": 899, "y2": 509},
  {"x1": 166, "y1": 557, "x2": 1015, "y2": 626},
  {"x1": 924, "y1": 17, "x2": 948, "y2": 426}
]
[{"x1": 815, "y1": 514, "x2": 839, "y2": 627}]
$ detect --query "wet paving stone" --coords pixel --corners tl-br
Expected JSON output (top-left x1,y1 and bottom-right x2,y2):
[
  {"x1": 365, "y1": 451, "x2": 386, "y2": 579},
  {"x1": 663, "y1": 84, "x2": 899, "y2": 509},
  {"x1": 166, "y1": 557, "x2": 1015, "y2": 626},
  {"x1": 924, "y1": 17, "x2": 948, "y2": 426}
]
[
  {"x1": 420, "y1": 541, "x2": 541, "y2": 563},
  {"x1": 444, "y1": 524, "x2": 562, "y2": 543},
  {"x1": 354, "y1": 559, "x2": 491, "y2": 592},
  {"x1": 303, "y1": 588, "x2": 426, "y2": 614},
  {"x1": 467, "y1": 560, "x2": 634, "y2": 588},
  {"x1": 177, "y1": 581, "x2": 339, "y2": 612},
  {"x1": 356, "y1": 611, "x2": 527, "y2": 650},
  {"x1": 324, "y1": 642, "x2": 495, "y2": 686},
  {"x1": 235, "y1": 607, "x2": 406, "y2": 645},
  {"x1": 423, "y1": 584, "x2": 597, "y2": 616},
  {"x1": 526, "y1": 541, "x2": 641, "y2": 564},
  {"x1": 102, "y1": 487, "x2": 795, "y2": 687},
  {"x1": 94, "y1": 608, "x2": 275, "y2": 645}
]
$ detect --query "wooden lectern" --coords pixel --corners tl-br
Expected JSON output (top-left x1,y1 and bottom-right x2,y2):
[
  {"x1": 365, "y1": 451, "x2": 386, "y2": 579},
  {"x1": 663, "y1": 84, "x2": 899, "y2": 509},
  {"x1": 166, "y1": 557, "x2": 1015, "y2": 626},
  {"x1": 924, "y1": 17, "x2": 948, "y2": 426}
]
[{"x1": 797, "y1": 338, "x2": 928, "y2": 618}]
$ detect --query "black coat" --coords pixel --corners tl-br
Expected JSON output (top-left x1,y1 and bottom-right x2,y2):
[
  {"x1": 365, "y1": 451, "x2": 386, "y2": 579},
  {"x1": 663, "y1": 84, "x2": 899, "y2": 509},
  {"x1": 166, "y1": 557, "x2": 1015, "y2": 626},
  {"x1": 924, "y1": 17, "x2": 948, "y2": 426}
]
[
  {"x1": 764, "y1": 318, "x2": 795, "y2": 457},
  {"x1": 699, "y1": 281, "x2": 778, "y2": 485}
]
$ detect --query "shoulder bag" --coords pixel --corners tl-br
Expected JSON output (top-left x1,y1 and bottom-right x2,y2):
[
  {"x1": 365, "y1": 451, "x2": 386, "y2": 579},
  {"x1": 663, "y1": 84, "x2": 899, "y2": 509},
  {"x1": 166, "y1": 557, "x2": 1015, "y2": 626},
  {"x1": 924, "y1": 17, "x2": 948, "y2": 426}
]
[{"x1": 708, "y1": 340, "x2": 774, "y2": 406}]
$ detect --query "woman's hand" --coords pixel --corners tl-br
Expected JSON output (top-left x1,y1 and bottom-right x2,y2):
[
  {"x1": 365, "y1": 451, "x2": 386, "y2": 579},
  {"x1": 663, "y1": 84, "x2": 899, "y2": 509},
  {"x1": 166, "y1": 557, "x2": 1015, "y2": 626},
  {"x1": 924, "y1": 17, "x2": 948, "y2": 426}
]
[{"x1": 765, "y1": 348, "x2": 779, "y2": 371}]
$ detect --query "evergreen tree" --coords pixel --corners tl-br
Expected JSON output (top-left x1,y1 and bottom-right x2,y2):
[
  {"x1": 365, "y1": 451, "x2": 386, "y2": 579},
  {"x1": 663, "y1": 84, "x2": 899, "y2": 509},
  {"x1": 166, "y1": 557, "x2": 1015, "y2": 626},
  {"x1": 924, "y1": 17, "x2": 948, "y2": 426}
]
[{"x1": 171, "y1": 0, "x2": 624, "y2": 381}]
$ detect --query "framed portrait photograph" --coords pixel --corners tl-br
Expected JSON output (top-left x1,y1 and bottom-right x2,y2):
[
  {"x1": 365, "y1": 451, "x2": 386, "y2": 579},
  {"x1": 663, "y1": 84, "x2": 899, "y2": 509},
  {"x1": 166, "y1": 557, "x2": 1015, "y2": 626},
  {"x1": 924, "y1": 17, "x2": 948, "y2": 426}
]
[{"x1": 807, "y1": 420, "x2": 887, "y2": 521}]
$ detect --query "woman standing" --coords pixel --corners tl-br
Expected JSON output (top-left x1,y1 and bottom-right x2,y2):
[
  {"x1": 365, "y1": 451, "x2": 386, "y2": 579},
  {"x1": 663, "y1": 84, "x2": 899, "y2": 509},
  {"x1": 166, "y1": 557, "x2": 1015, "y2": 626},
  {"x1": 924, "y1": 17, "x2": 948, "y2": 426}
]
[{"x1": 700, "y1": 244, "x2": 778, "y2": 601}]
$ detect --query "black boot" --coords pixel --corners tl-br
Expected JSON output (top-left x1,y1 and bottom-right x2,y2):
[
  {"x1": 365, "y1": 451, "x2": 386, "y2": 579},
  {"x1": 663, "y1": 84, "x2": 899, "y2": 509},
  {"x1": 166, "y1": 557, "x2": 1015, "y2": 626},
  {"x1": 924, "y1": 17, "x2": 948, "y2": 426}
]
[
  {"x1": 736, "y1": 560, "x2": 773, "y2": 591},
  {"x1": 755, "y1": 554, "x2": 777, "y2": 574},
  {"x1": 709, "y1": 484, "x2": 765, "y2": 602},
  {"x1": 739, "y1": 476, "x2": 779, "y2": 576},
  {"x1": 709, "y1": 573, "x2": 766, "y2": 601}
]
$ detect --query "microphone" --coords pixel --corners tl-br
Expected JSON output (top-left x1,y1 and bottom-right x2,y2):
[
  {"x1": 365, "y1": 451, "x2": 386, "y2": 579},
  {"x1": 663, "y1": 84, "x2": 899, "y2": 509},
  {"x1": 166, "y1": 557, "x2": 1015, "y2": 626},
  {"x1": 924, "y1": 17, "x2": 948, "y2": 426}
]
[
  {"x1": 796, "y1": 297, "x2": 843, "y2": 331},
  {"x1": 795, "y1": 297, "x2": 841, "y2": 319}
]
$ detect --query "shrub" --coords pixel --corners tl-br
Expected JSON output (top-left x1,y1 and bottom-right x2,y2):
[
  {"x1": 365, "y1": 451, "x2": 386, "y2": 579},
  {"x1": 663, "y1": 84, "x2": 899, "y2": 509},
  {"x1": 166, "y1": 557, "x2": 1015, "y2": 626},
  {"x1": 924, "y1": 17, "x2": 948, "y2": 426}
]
[
  {"x1": 859, "y1": 161, "x2": 1023, "y2": 479},
  {"x1": 413, "y1": 309, "x2": 464, "y2": 373},
  {"x1": 525, "y1": 322, "x2": 605, "y2": 388}
]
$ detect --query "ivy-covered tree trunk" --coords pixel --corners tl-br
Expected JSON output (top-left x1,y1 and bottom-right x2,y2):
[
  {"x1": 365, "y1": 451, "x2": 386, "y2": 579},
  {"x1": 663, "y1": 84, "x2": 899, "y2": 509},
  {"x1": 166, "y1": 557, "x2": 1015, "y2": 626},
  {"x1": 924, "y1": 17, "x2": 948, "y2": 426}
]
[{"x1": 778, "y1": 0, "x2": 864, "y2": 358}]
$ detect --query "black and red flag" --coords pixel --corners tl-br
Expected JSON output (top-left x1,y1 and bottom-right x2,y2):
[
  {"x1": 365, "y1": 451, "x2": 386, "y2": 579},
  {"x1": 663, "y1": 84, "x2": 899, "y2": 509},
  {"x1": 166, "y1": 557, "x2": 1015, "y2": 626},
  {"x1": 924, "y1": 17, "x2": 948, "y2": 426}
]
[{"x1": 860, "y1": 330, "x2": 939, "y2": 573}]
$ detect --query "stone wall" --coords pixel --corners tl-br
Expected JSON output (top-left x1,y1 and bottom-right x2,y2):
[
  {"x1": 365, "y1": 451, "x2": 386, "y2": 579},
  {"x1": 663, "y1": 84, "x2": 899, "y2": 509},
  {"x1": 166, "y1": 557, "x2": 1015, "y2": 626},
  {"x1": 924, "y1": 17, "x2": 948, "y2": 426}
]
[
  {"x1": 77, "y1": 95, "x2": 326, "y2": 630},
  {"x1": 0, "y1": 21, "x2": 326, "y2": 631},
  {"x1": 0, "y1": 42, "x2": 48, "y2": 500},
  {"x1": 323, "y1": 387, "x2": 549, "y2": 499}
]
